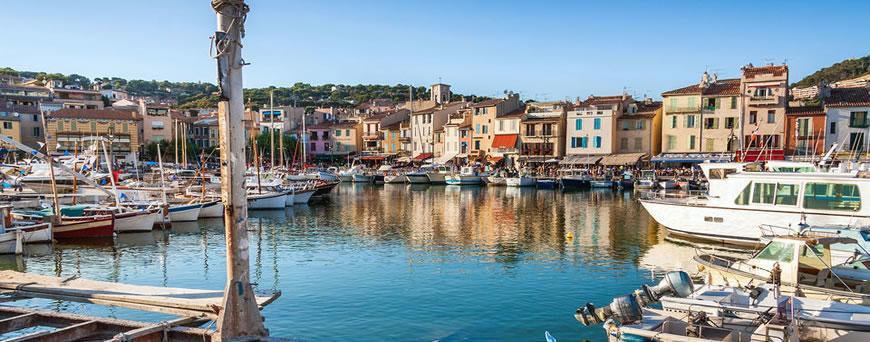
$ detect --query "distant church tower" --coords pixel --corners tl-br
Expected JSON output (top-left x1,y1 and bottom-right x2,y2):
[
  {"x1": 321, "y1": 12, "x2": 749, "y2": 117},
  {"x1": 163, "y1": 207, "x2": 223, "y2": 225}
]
[{"x1": 430, "y1": 83, "x2": 451, "y2": 104}]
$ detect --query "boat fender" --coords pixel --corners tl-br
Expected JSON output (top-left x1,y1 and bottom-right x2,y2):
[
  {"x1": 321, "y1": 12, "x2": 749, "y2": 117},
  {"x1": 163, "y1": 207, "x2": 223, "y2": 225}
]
[{"x1": 748, "y1": 286, "x2": 764, "y2": 306}]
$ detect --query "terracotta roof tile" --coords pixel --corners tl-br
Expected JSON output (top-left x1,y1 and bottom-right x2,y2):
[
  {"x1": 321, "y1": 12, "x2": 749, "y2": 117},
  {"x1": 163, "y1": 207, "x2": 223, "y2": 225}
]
[
  {"x1": 50, "y1": 108, "x2": 139, "y2": 121},
  {"x1": 742, "y1": 65, "x2": 788, "y2": 79},
  {"x1": 786, "y1": 105, "x2": 825, "y2": 116},
  {"x1": 471, "y1": 98, "x2": 503, "y2": 108},
  {"x1": 662, "y1": 79, "x2": 740, "y2": 96},
  {"x1": 826, "y1": 87, "x2": 870, "y2": 107},
  {"x1": 498, "y1": 105, "x2": 526, "y2": 118}
]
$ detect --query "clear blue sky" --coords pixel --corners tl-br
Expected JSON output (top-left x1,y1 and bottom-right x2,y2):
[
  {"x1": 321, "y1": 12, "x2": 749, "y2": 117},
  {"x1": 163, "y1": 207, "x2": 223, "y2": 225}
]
[{"x1": 2, "y1": 1, "x2": 868, "y2": 100}]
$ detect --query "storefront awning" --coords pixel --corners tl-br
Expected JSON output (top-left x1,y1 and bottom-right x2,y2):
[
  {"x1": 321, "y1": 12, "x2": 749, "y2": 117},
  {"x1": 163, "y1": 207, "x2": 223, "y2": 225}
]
[
  {"x1": 413, "y1": 153, "x2": 433, "y2": 161},
  {"x1": 487, "y1": 156, "x2": 504, "y2": 164},
  {"x1": 600, "y1": 153, "x2": 646, "y2": 166},
  {"x1": 559, "y1": 155, "x2": 602, "y2": 165},
  {"x1": 651, "y1": 153, "x2": 734, "y2": 163},
  {"x1": 437, "y1": 153, "x2": 457, "y2": 164},
  {"x1": 491, "y1": 134, "x2": 518, "y2": 149},
  {"x1": 359, "y1": 155, "x2": 386, "y2": 161}
]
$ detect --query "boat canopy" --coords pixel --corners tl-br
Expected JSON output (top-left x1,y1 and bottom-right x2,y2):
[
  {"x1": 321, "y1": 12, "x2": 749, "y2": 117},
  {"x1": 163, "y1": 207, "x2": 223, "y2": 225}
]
[
  {"x1": 560, "y1": 155, "x2": 601, "y2": 165},
  {"x1": 600, "y1": 153, "x2": 646, "y2": 166}
]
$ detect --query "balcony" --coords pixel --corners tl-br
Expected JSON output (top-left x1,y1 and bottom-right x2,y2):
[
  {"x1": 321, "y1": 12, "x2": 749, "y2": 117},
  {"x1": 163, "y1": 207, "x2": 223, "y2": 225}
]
[
  {"x1": 362, "y1": 132, "x2": 383, "y2": 140},
  {"x1": 398, "y1": 136, "x2": 411, "y2": 143},
  {"x1": 748, "y1": 96, "x2": 778, "y2": 105},
  {"x1": 666, "y1": 106, "x2": 701, "y2": 114}
]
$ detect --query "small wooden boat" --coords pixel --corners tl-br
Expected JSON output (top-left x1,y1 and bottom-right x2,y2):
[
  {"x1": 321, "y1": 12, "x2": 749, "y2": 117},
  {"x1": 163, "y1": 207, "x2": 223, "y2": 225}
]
[
  {"x1": 85, "y1": 207, "x2": 157, "y2": 233},
  {"x1": 506, "y1": 176, "x2": 536, "y2": 187},
  {"x1": 0, "y1": 230, "x2": 23, "y2": 255},
  {"x1": 198, "y1": 200, "x2": 224, "y2": 218},
  {"x1": 247, "y1": 191, "x2": 287, "y2": 210},
  {"x1": 559, "y1": 169, "x2": 592, "y2": 191},
  {"x1": 312, "y1": 180, "x2": 339, "y2": 196},
  {"x1": 54, "y1": 215, "x2": 115, "y2": 239},
  {"x1": 10, "y1": 223, "x2": 53, "y2": 244},
  {"x1": 168, "y1": 203, "x2": 202, "y2": 222}
]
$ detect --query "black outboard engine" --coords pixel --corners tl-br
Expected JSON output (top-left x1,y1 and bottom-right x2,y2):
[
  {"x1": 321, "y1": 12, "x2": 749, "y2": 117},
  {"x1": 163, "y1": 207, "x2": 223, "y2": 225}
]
[{"x1": 575, "y1": 271, "x2": 694, "y2": 326}]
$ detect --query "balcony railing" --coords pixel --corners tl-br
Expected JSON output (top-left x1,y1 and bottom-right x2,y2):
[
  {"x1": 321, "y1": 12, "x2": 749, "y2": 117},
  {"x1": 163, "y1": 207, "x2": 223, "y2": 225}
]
[
  {"x1": 666, "y1": 106, "x2": 701, "y2": 114},
  {"x1": 748, "y1": 96, "x2": 778, "y2": 105},
  {"x1": 362, "y1": 132, "x2": 383, "y2": 140},
  {"x1": 398, "y1": 136, "x2": 411, "y2": 142}
]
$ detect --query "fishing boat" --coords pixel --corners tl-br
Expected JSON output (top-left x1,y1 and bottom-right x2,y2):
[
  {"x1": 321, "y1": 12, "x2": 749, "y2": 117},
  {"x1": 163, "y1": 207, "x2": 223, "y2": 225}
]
[
  {"x1": 590, "y1": 178, "x2": 613, "y2": 189},
  {"x1": 634, "y1": 170, "x2": 657, "y2": 189},
  {"x1": 559, "y1": 169, "x2": 592, "y2": 191},
  {"x1": 312, "y1": 180, "x2": 339, "y2": 196},
  {"x1": 405, "y1": 165, "x2": 433, "y2": 184},
  {"x1": 640, "y1": 162, "x2": 870, "y2": 245},
  {"x1": 445, "y1": 166, "x2": 482, "y2": 185},
  {"x1": 247, "y1": 191, "x2": 287, "y2": 210},
  {"x1": 536, "y1": 178, "x2": 558, "y2": 189},
  {"x1": 695, "y1": 235, "x2": 870, "y2": 305},
  {"x1": 9, "y1": 223, "x2": 53, "y2": 244},
  {"x1": 290, "y1": 185, "x2": 315, "y2": 204},
  {"x1": 485, "y1": 176, "x2": 506, "y2": 186},
  {"x1": 198, "y1": 200, "x2": 224, "y2": 218},
  {"x1": 505, "y1": 176, "x2": 536, "y2": 187},
  {"x1": 351, "y1": 173, "x2": 374, "y2": 183},
  {"x1": 0, "y1": 230, "x2": 23, "y2": 255},
  {"x1": 384, "y1": 174, "x2": 406, "y2": 184},
  {"x1": 53, "y1": 215, "x2": 115, "y2": 239},
  {"x1": 657, "y1": 179, "x2": 678, "y2": 190},
  {"x1": 425, "y1": 165, "x2": 452, "y2": 184},
  {"x1": 618, "y1": 172, "x2": 634, "y2": 190},
  {"x1": 85, "y1": 207, "x2": 157, "y2": 233},
  {"x1": 168, "y1": 203, "x2": 202, "y2": 222}
]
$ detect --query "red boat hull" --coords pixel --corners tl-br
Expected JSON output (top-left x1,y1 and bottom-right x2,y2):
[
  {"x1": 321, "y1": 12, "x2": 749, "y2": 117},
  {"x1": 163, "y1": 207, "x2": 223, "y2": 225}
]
[{"x1": 53, "y1": 216, "x2": 115, "y2": 239}]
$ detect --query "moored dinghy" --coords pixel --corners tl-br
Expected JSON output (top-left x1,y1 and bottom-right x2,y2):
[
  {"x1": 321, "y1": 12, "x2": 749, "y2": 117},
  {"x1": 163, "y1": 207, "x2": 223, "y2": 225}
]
[
  {"x1": 198, "y1": 200, "x2": 224, "y2": 218},
  {"x1": 247, "y1": 191, "x2": 287, "y2": 209},
  {"x1": 0, "y1": 230, "x2": 23, "y2": 255}
]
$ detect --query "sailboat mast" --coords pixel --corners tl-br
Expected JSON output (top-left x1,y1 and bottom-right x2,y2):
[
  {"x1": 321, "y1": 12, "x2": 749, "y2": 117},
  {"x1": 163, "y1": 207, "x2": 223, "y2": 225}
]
[
  {"x1": 39, "y1": 109, "x2": 61, "y2": 221},
  {"x1": 100, "y1": 140, "x2": 121, "y2": 209},
  {"x1": 71, "y1": 141, "x2": 78, "y2": 205},
  {"x1": 269, "y1": 89, "x2": 275, "y2": 169},
  {"x1": 301, "y1": 109, "x2": 307, "y2": 169}
]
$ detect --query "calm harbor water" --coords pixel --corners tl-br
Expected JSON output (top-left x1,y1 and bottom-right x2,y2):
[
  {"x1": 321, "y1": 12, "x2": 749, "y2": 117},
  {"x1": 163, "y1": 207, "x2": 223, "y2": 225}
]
[{"x1": 3, "y1": 183, "x2": 719, "y2": 341}]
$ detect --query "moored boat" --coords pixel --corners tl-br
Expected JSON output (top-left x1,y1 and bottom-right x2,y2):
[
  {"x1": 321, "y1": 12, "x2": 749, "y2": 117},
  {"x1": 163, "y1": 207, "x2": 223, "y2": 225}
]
[
  {"x1": 168, "y1": 203, "x2": 202, "y2": 222},
  {"x1": 485, "y1": 176, "x2": 506, "y2": 186},
  {"x1": 53, "y1": 215, "x2": 115, "y2": 239},
  {"x1": 352, "y1": 173, "x2": 374, "y2": 183},
  {"x1": 198, "y1": 200, "x2": 224, "y2": 218},
  {"x1": 505, "y1": 176, "x2": 536, "y2": 187},
  {"x1": 247, "y1": 191, "x2": 287, "y2": 210},
  {"x1": 559, "y1": 169, "x2": 592, "y2": 191},
  {"x1": 445, "y1": 166, "x2": 482, "y2": 186},
  {"x1": 536, "y1": 178, "x2": 558, "y2": 189},
  {"x1": 293, "y1": 188, "x2": 315, "y2": 204},
  {"x1": 0, "y1": 230, "x2": 23, "y2": 255}
]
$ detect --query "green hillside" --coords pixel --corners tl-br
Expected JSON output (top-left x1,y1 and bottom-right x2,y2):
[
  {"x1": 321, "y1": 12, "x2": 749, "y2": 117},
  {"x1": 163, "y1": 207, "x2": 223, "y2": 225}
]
[{"x1": 792, "y1": 55, "x2": 870, "y2": 88}]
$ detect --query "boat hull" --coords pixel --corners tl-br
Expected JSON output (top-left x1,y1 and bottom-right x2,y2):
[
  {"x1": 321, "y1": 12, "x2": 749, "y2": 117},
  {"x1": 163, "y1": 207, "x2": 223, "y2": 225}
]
[
  {"x1": 445, "y1": 175, "x2": 482, "y2": 185},
  {"x1": 560, "y1": 177, "x2": 591, "y2": 191},
  {"x1": 406, "y1": 174, "x2": 431, "y2": 184},
  {"x1": 54, "y1": 216, "x2": 115, "y2": 239},
  {"x1": 169, "y1": 204, "x2": 202, "y2": 222},
  {"x1": 248, "y1": 192, "x2": 287, "y2": 210},
  {"x1": 590, "y1": 180, "x2": 613, "y2": 188},
  {"x1": 486, "y1": 176, "x2": 506, "y2": 186},
  {"x1": 283, "y1": 191, "x2": 296, "y2": 206},
  {"x1": 198, "y1": 201, "x2": 224, "y2": 218},
  {"x1": 11, "y1": 223, "x2": 53, "y2": 243},
  {"x1": 338, "y1": 175, "x2": 353, "y2": 182},
  {"x1": 505, "y1": 177, "x2": 535, "y2": 187},
  {"x1": 115, "y1": 211, "x2": 157, "y2": 233},
  {"x1": 536, "y1": 179, "x2": 558, "y2": 189},
  {"x1": 293, "y1": 189, "x2": 315, "y2": 204},
  {"x1": 384, "y1": 175, "x2": 406, "y2": 184}
]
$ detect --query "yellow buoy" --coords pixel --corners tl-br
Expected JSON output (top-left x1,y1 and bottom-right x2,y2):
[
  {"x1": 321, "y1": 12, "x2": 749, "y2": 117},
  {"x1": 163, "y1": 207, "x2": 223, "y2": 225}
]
[{"x1": 565, "y1": 231, "x2": 574, "y2": 240}]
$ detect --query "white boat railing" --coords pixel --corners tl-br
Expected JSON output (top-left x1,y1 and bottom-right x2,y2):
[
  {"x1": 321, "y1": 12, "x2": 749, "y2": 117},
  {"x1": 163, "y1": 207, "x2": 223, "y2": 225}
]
[{"x1": 638, "y1": 190, "x2": 708, "y2": 206}]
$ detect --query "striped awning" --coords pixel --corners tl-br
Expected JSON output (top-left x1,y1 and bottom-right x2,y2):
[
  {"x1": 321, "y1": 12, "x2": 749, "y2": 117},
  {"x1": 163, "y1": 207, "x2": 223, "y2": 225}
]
[
  {"x1": 559, "y1": 155, "x2": 602, "y2": 165},
  {"x1": 600, "y1": 153, "x2": 647, "y2": 166}
]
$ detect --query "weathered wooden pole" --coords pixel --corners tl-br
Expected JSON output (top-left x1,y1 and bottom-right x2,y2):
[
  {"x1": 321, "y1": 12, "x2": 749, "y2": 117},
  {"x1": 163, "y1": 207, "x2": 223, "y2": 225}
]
[{"x1": 211, "y1": 0, "x2": 267, "y2": 339}]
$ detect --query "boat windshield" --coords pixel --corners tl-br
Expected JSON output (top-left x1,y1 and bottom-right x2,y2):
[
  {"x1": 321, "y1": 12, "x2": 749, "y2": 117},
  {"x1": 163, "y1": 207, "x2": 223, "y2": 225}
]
[{"x1": 754, "y1": 241, "x2": 795, "y2": 263}]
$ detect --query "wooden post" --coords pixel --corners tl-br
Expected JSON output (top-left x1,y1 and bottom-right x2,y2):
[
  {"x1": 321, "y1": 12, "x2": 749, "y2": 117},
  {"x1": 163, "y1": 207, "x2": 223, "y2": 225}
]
[{"x1": 212, "y1": 0, "x2": 267, "y2": 339}]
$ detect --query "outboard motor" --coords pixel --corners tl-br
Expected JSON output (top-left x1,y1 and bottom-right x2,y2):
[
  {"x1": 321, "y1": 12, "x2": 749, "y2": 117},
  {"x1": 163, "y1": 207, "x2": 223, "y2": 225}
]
[{"x1": 575, "y1": 271, "x2": 694, "y2": 326}]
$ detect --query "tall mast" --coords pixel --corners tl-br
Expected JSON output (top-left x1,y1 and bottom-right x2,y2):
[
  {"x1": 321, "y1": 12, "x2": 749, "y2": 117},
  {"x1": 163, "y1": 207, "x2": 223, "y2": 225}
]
[
  {"x1": 174, "y1": 119, "x2": 179, "y2": 167},
  {"x1": 301, "y1": 108, "x2": 307, "y2": 169},
  {"x1": 211, "y1": 0, "x2": 267, "y2": 338},
  {"x1": 39, "y1": 109, "x2": 61, "y2": 222},
  {"x1": 100, "y1": 139, "x2": 121, "y2": 209},
  {"x1": 182, "y1": 122, "x2": 188, "y2": 168},
  {"x1": 269, "y1": 89, "x2": 275, "y2": 168},
  {"x1": 278, "y1": 99, "x2": 284, "y2": 169}
]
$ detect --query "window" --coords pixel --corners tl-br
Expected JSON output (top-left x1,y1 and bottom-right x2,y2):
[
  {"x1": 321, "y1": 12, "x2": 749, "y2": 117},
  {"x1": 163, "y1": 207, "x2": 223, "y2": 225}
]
[
  {"x1": 593, "y1": 136, "x2": 602, "y2": 148},
  {"x1": 542, "y1": 123, "x2": 552, "y2": 136},
  {"x1": 671, "y1": 115, "x2": 677, "y2": 128},
  {"x1": 475, "y1": 124, "x2": 480, "y2": 133},
  {"x1": 725, "y1": 117, "x2": 736, "y2": 129},
  {"x1": 730, "y1": 97, "x2": 737, "y2": 109},
  {"x1": 687, "y1": 97, "x2": 698, "y2": 109},
  {"x1": 849, "y1": 111, "x2": 869, "y2": 128},
  {"x1": 804, "y1": 183, "x2": 861, "y2": 211},
  {"x1": 797, "y1": 118, "x2": 810, "y2": 137},
  {"x1": 525, "y1": 124, "x2": 536, "y2": 136},
  {"x1": 1, "y1": 122, "x2": 11, "y2": 130},
  {"x1": 593, "y1": 118, "x2": 601, "y2": 130},
  {"x1": 335, "y1": 130, "x2": 341, "y2": 137},
  {"x1": 570, "y1": 137, "x2": 577, "y2": 148},
  {"x1": 704, "y1": 138, "x2": 715, "y2": 152},
  {"x1": 634, "y1": 137, "x2": 642, "y2": 150},
  {"x1": 575, "y1": 119, "x2": 582, "y2": 131},
  {"x1": 830, "y1": 122, "x2": 837, "y2": 134},
  {"x1": 775, "y1": 184, "x2": 799, "y2": 206},
  {"x1": 481, "y1": 125, "x2": 488, "y2": 134},
  {"x1": 620, "y1": 137, "x2": 628, "y2": 150},
  {"x1": 579, "y1": 137, "x2": 588, "y2": 148},
  {"x1": 735, "y1": 182, "x2": 752, "y2": 205},
  {"x1": 667, "y1": 135, "x2": 676, "y2": 150},
  {"x1": 750, "y1": 182, "x2": 776, "y2": 204},
  {"x1": 635, "y1": 120, "x2": 644, "y2": 130},
  {"x1": 754, "y1": 88, "x2": 773, "y2": 97},
  {"x1": 33, "y1": 127, "x2": 41, "y2": 137},
  {"x1": 346, "y1": 129, "x2": 351, "y2": 136},
  {"x1": 622, "y1": 120, "x2": 630, "y2": 130},
  {"x1": 755, "y1": 241, "x2": 794, "y2": 263},
  {"x1": 749, "y1": 111, "x2": 757, "y2": 124},
  {"x1": 33, "y1": 114, "x2": 39, "y2": 122},
  {"x1": 705, "y1": 98, "x2": 716, "y2": 110},
  {"x1": 688, "y1": 135, "x2": 696, "y2": 150},
  {"x1": 57, "y1": 121, "x2": 64, "y2": 131},
  {"x1": 767, "y1": 110, "x2": 776, "y2": 123},
  {"x1": 668, "y1": 98, "x2": 678, "y2": 111},
  {"x1": 151, "y1": 121, "x2": 164, "y2": 130},
  {"x1": 704, "y1": 118, "x2": 718, "y2": 129},
  {"x1": 685, "y1": 115, "x2": 696, "y2": 128},
  {"x1": 474, "y1": 140, "x2": 480, "y2": 150},
  {"x1": 310, "y1": 142, "x2": 316, "y2": 152},
  {"x1": 849, "y1": 132, "x2": 865, "y2": 152}
]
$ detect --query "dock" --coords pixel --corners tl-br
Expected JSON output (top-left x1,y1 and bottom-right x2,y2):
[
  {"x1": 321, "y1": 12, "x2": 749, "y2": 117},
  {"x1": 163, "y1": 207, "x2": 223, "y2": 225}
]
[{"x1": 0, "y1": 271, "x2": 280, "y2": 341}]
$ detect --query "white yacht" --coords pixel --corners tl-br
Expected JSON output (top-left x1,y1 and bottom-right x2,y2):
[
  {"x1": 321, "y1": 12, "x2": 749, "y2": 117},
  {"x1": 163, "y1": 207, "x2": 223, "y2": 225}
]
[{"x1": 640, "y1": 162, "x2": 870, "y2": 245}]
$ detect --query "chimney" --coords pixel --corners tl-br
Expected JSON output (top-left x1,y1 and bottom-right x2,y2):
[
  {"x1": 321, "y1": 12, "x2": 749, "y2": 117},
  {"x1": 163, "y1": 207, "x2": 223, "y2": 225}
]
[
  {"x1": 700, "y1": 71, "x2": 710, "y2": 88},
  {"x1": 712, "y1": 73, "x2": 718, "y2": 83}
]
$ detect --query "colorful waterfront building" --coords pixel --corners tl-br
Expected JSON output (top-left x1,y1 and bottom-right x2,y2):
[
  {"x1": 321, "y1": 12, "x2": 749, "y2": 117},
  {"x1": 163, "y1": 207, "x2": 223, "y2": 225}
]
[
  {"x1": 739, "y1": 64, "x2": 789, "y2": 161},
  {"x1": 784, "y1": 105, "x2": 826, "y2": 158},
  {"x1": 565, "y1": 95, "x2": 629, "y2": 160},
  {"x1": 362, "y1": 109, "x2": 410, "y2": 153},
  {"x1": 0, "y1": 110, "x2": 22, "y2": 149},
  {"x1": 441, "y1": 109, "x2": 472, "y2": 164},
  {"x1": 470, "y1": 93, "x2": 521, "y2": 160},
  {"x1": 823, "y1": 87, "x2": 870, "y2": 158},
  {"x1": 519, "y1": 102, "x2": 566, "y2": 163},
  {"x1": 616, "y1": 98, "x2": 663, "y2": 157},
  {"x1": 490, "y1": 105, "x2": 525, "y2": 165},
  {"x1": 47, "y1": 108, "x2": 141, "y2": 162},
  {"x1": 658, "y1": 74, "x2": 741, "y2": 163}
]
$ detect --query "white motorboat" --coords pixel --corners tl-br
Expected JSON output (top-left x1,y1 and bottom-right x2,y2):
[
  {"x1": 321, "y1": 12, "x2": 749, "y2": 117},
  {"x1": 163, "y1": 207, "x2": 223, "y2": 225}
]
[
  {"x1": 84, "y1": 207, "x2": 157, "y2": 233},
  {"x1": 445, "y1": 166, "x2": 482, "y2": 185},
  {"x1": 338, "y1": 165, "x2": 364, "y2": 182},
  {"x1": 425, "y1": 165, "x2": 452, "y2": 184},
  {"x1": 198, "y1": 200, "x2": 224, "y2": 218},
  {"x1": 293, "y1": 188, "x2": 315, "y2": 204},
  {"x1": 168, "y1": 203, "x2": 202, "y2": 222},
  {"x1": 352, "y1": 173, "x2": 374, "y2": 183},
  {"x1": 485, "y1": 176, "x2": 506, "y2": 186},
  {"x1": 384, "y1": 174, "x2": 406, "y2": 184},
  {"x1": 247, "y1": 191, "x2": 287, "y2": 210},
  {"x1": 282, "y1": 189, "x2": 296, "y2": 206},
  {"x1": 657, "y1": 179, "x2": 678, "y2": 190},
  {"x1": 506, "y1": 176, "x2": 536, "y2": 187},
  {"x1": 11, "y1": 223, "x2": 53, "y2": 244},
  {"x1": 640, "y1": 162, "x2": 870, "y2": 245}
]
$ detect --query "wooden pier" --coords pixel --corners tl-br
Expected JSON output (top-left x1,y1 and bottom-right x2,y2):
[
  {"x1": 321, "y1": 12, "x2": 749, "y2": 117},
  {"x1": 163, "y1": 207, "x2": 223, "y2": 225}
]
[{"x1": 0, "y1": 271, "x2": 280, "y2": 341}]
